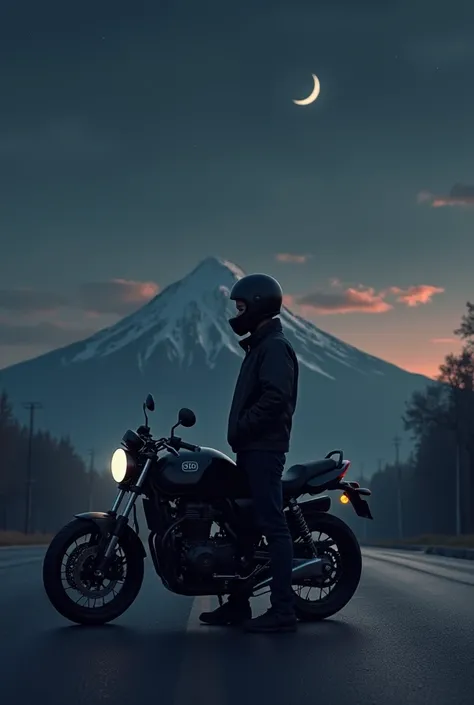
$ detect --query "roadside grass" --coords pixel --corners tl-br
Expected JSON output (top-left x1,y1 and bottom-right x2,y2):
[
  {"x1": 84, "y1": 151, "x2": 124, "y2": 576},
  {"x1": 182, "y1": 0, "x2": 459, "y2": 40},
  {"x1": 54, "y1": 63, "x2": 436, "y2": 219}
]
[{"x1": 0, "y1": 531, "x2": 52, "y2": 547}]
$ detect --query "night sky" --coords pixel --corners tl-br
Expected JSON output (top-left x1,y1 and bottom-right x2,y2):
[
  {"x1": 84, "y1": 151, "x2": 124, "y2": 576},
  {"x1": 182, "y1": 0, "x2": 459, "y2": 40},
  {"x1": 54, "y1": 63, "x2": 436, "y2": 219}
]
[{"x1": 1, "y1": 0, "x2": 473, "y2": 376}]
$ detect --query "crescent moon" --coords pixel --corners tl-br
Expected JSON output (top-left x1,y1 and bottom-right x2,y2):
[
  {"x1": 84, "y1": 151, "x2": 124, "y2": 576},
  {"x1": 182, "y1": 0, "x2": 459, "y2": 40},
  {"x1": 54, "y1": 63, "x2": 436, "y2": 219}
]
[{"x1": 292, "y1": 74, "x2": 321, "y2": 106}]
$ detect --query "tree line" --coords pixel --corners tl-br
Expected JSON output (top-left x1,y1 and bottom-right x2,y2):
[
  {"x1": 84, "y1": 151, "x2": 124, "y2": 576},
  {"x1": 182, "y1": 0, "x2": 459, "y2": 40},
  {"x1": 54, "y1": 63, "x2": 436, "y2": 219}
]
[
  {"x1": 347, "y1": 302, "x2": 474, "y2": 542},
  {"x1": 0, "y1": 392, "x2": 115, "y2": 533}
]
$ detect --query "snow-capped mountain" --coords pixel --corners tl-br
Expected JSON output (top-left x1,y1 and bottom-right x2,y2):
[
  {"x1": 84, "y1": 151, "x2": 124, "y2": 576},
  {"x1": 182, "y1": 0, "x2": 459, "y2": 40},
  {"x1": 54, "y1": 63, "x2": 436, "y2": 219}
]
[
  {"x1": 61, "y1": 256, "x2": 399, "y2": 380},
  {"x1": 68, "y1": 257, "x2": 246, "y2": 369},
  {"x1": 0, "y1": 257, "x2": 430, "y2": 474}
]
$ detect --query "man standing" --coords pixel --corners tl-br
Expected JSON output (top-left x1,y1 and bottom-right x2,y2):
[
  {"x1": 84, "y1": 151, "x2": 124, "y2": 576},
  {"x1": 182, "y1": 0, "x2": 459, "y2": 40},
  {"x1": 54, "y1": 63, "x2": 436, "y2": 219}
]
[{"x1": 199, "y1": 273, "x2": 299, "y2": 633}]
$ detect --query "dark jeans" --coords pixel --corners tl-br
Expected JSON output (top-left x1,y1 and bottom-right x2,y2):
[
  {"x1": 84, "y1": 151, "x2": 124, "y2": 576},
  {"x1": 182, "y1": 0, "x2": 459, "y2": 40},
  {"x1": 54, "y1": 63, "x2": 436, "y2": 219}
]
[{"x1": 231, "y1": 450, "x2": 295, "y2": 615}]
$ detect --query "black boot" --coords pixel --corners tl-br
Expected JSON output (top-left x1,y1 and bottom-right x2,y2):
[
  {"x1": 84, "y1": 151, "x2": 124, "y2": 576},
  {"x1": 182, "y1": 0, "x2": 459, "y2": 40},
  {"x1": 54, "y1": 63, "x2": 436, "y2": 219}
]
[
  {"x1": 199, "y1": 598, "x2": 252, "y2": 626},
  {"x1": 243, "y1": 607, "x2": 297, "y2": 633}
]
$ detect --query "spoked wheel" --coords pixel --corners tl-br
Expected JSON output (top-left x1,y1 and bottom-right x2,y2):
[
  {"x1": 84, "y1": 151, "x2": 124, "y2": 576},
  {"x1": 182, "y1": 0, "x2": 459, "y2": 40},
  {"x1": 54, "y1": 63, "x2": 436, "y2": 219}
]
[
  {"x1": 292, "y1": 513, "x2": 362, "y2": 622},
  {"x1": 43, "y1": 519, "x2": 144, "y2": 625}
]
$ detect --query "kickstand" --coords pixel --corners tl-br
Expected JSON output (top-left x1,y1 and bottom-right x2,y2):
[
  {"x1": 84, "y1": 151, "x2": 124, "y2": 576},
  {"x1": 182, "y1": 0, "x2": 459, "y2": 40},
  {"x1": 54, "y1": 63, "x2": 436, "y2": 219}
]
[{"x1": 217, "y1": 595, "x2": 223, "y2": 607}]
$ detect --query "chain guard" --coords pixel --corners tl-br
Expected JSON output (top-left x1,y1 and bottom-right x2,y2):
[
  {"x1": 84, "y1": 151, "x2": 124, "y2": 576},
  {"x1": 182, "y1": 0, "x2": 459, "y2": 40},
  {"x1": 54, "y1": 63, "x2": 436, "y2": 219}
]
[{"x1": 295, "y1": 540, "x2": 342, "y2": 588}]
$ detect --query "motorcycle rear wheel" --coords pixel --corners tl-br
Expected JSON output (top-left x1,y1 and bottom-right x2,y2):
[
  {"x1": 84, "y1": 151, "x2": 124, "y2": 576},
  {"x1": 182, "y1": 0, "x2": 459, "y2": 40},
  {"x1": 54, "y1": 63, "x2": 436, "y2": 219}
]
[
  {"x1": 293, "y1": 512, "x2": 362, "y2": 622},
  {"x1": 43, "y1": 518, "x2": 144, "y2": 625}
]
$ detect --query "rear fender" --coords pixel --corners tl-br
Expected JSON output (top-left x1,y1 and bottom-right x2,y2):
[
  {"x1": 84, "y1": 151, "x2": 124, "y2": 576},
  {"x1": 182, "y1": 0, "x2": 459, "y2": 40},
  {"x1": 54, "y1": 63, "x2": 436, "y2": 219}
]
[
  {"x1": 75, "y1": 511, "x2": 146, "y2": 557},
  {"x1": 298, "y1": 496, "x2": 331, "y2": 521}
]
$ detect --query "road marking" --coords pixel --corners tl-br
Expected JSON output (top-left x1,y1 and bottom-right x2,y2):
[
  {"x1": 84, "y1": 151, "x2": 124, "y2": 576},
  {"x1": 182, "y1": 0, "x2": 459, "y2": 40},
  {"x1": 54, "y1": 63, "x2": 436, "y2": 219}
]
[
  {"x1": 174, "y1": 596, "x2": 226, "y2": 705},
  {"x1": 364, "y1": 550, "x2": 474, "y2": 587},
  {"x1": 186, "y1": 594, "x2": 211, "y2": 631},
  {"x1": 0, "y1": 557, "x2": 43, "y2": 570},
  {"x1": 0, "y1": 544, "x2": 47, "y2": 551}
]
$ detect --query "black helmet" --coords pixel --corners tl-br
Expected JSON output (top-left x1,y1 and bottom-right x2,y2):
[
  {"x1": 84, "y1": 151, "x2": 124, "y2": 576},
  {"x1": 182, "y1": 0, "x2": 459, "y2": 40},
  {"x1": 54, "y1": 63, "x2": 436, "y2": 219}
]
[{"x1": 228, "y1": 273, "x2": 283, "y2": 336}]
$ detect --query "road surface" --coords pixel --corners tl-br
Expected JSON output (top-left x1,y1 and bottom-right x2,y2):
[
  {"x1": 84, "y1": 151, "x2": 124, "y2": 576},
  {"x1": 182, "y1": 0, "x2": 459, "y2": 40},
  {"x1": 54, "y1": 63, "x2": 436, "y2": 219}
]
[{"x1": 1, "y1": 545, "x2": 473, "y2": 705}]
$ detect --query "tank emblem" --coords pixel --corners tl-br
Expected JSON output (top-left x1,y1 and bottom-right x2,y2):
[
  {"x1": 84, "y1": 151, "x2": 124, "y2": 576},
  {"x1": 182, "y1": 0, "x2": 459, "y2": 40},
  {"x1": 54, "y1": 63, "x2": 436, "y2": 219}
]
[{"x1": 181, "y1": 461, "x2": 199, "y2": 472}]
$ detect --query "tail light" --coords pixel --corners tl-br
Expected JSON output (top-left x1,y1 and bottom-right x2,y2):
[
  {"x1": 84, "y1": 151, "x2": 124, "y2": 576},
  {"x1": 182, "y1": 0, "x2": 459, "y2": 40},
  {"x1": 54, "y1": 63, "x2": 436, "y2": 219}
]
[{"x1": 339, "y1": 460, "x2": 351, "y2": 479}]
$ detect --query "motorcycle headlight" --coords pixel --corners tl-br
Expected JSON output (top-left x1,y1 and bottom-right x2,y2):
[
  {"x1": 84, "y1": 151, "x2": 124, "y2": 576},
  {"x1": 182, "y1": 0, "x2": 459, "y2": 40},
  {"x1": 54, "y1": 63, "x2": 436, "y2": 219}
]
[{"x1": 110, "y1": 448, "x2": 135, "y2": 483}]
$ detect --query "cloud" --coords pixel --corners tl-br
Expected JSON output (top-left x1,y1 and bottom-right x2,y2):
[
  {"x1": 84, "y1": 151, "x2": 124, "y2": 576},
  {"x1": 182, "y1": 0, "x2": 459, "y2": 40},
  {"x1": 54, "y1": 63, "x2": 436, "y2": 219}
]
[
  {"x1": 0, "y1": 278, "x2": 160, "y2": 358},
  {"x1": 417, "y1": 184, "x2": 474, "y2": 208},
  {"x1": 0, "y1": 279, "x2": 160, "y2": 319},
  {"x1": 0, "y1": 321, "x2": 96, "y2": 346},
  {"x1": 275, "y1": 253, "x2": 311, "y2": 264},
  {"x1": 78, "y1": 279, "x2": 160, "y2": 316},
  {"x1": 0, "y1": 289, "x2": 69, "y2": 314},
  {"x1": 285, "y1": 280, "x2": 445, "y2": 316},
  {"x1": 430, "y1": 337, "x2": 456, "y2": 344},
  {"x1": 389, "y1": 285, "x2": 444, "y2": 307},
  {"x1": 290, "y1": 287, "x2": 392, "y2": 315}
]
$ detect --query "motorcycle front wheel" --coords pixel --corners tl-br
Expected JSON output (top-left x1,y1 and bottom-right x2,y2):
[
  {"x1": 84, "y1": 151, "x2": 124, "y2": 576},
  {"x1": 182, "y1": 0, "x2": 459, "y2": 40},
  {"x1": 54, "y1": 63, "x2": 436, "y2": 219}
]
[
  {"x1": 43, "y1": 518, "x2": 144, "y2": 625},
  {"x1": 292, "y1": 512, "x2": 362, "y2": 622}
]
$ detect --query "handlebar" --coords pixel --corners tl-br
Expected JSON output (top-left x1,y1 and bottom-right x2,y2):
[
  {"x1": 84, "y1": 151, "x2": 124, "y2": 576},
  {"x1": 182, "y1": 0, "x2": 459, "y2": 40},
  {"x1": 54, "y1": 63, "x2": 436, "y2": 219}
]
[
  {"x1": 165, "y1": 436, "x2": 201, "y2": 453},
  {"x1": 179, "y1": 440, "x2": 201, "y2": 452}
]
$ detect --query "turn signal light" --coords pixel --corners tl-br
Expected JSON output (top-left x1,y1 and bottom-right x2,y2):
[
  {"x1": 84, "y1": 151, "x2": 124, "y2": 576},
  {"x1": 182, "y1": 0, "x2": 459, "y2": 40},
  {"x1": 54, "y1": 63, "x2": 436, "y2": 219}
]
[{"x1": 340, "y1": 492, "x2": 350, "y2": 505}]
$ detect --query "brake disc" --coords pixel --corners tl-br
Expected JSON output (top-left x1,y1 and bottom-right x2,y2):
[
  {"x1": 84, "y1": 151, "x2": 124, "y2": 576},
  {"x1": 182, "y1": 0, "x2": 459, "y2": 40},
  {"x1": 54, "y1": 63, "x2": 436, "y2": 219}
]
[{"x1": 70, "y1": 545, "x2": 119, "y2": 599}]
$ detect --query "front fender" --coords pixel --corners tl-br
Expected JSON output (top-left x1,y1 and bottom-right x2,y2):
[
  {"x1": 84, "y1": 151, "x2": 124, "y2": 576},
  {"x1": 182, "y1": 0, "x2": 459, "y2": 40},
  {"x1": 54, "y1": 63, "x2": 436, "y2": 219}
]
[{"x1": 75, "y1": 511, "x2": 146, "y2": 558}]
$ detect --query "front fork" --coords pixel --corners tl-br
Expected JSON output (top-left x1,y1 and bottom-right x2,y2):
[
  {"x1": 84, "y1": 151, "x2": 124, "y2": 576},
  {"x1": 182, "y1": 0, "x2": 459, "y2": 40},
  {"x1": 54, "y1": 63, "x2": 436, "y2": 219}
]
[{"x1": 94, "y1": 458, "x2": 152, "y2": 578}]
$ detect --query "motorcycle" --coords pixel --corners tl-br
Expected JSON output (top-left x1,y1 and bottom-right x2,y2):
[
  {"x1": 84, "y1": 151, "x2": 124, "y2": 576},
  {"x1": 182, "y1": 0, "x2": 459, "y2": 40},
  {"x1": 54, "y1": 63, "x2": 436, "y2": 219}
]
[{"x1": 43, "y1": 394, "x2": 373, "y2": 625}]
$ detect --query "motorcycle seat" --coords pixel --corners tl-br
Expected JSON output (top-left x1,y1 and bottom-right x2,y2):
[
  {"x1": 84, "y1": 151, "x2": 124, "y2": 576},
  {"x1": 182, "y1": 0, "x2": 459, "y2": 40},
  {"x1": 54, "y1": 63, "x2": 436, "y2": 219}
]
[{"x1": 282, "y1": 459, "x2": 338, "y2": 493}]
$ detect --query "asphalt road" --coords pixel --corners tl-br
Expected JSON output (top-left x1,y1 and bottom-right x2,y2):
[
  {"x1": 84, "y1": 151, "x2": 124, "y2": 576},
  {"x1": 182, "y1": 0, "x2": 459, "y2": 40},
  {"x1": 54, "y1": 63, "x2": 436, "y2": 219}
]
[{"x1": 1, "y1": 545, "x2": 474, "y2": 705}]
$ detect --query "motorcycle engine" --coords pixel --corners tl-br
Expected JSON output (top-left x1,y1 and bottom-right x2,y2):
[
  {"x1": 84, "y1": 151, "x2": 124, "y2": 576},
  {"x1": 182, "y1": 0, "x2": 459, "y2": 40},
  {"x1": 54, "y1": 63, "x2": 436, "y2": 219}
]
[
  {"x1": 184, "y1": 539, "x2": 236, "y2": 576},
  {"x1": 177, "y1": 501, "x2": 238, "y2": 578}
]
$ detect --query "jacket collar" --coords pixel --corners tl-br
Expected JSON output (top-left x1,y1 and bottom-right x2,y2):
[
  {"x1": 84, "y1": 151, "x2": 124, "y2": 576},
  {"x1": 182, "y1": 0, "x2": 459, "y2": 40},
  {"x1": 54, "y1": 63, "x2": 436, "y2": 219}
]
[{"x1": 238, "y1": 317, "x2": 282, "y2": 352}]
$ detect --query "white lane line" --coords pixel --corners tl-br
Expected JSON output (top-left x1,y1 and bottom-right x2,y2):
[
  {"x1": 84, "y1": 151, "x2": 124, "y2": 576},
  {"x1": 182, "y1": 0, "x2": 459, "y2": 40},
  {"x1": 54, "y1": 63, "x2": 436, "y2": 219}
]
[
  {"x1": 364, "y1": 551, "x2": 474, "y2": 587},
  {"x1": 0, "y1": 545, "x2": 47, "y2": 551},
  {"x1": 0, "y1": 557, "x2": 43, "y2": 570},
  {"x1": 364, "y1": 548, "x2": 474, "y2": 572},
  {"x1": 173, "y1": 596, "x2": 226, "y2": 705}
]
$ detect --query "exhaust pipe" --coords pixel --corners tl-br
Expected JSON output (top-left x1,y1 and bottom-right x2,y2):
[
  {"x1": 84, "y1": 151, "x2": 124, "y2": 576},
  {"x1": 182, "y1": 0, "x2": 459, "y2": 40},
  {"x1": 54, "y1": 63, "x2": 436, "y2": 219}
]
[{"x1": 253, "y1": 557, "x2": 323, "y2": 592}]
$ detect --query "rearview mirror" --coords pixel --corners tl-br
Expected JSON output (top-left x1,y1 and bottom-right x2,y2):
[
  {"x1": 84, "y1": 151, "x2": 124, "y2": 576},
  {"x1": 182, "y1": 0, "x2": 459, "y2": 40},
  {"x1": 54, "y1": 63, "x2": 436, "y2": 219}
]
[
  {"x1": 145, "y1": 394, "x2": 155, "y2": 411},
  {"x1": 178, "y1": 407, "x2": 196, "y2": 428}
]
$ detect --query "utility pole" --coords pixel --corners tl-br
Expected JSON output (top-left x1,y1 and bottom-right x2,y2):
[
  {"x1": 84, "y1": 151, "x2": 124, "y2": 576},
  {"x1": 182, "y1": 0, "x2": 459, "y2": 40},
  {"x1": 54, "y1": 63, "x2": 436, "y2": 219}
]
[
  {"x1": 393, "y1": 435, "x2": 403, "y2": 540},
  {"x1": 23, "y1": 402, "x2": 42, "y2": 534},
  {"x1": 87, "y1": 449, "x2": 95, "y2": 512},
  {"x1": 455, "y1": 441, "x2": 462, "y2": 536},
  {"x1": 0, "y1": 493, "x2": 6, "y2": 530},
  {"x1": 359, "y1": 462, "x2": 368, "y2": 542}
]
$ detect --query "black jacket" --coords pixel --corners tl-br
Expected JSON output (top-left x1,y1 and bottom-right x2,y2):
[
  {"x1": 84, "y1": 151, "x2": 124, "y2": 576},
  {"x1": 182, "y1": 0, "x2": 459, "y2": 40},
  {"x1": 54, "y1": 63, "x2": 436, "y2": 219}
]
[{"x1": 227, "y1": 318, "x2": 299, "y2": 453}]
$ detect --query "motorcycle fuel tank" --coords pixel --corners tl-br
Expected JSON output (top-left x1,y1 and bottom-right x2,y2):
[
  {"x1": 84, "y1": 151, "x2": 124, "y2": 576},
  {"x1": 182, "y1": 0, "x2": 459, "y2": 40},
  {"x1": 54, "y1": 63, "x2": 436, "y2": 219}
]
[{"x1": 152, "y1": 447, "x2": 251, "y2": 499}]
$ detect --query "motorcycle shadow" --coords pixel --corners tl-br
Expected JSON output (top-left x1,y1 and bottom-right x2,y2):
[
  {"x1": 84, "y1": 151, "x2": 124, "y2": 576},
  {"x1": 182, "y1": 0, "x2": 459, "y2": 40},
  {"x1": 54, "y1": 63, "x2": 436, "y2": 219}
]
[
  {"x1": 19, "y1": 616, "x2": 368, "y2": 698},
  {"x1": 10, "y1": 618, "x2": 368, "y2": 705},
  {"x1": 42, "y1": 614, "x2": 365, "y2": 653}
]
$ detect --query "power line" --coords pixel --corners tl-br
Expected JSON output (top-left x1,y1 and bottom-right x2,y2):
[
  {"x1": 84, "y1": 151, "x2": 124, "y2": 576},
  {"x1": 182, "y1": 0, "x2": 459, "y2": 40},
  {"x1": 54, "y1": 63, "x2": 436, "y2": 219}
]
[{"x1": 23, "y1": 401, "x2": 42, "y2": 534}]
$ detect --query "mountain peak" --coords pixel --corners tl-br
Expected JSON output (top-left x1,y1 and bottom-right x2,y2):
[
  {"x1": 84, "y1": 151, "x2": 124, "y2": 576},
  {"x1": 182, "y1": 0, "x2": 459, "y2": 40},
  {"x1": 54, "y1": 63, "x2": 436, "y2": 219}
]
[
  {"x1": 68, "y1": 256, "x2": 246, "y2": 367},
  {"x1": 187, "y1": 256, "x2": 246, "y2": 283}
]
